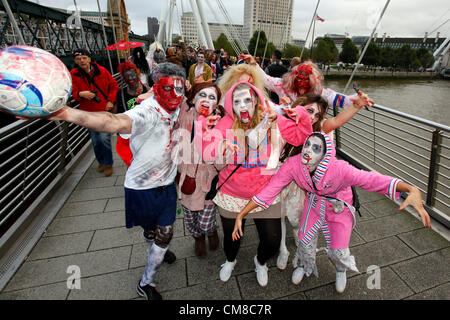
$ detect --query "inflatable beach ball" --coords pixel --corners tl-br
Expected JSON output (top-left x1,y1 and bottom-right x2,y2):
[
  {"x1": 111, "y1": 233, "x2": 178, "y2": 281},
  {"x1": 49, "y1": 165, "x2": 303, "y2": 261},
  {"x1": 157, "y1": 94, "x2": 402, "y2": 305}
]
[{"x1": 0, "y1": 45, "x2": 72, "y2": 117}]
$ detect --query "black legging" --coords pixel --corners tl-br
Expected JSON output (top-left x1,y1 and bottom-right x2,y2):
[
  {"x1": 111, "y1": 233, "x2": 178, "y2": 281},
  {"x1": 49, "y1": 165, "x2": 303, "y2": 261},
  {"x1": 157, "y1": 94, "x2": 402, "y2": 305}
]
[{"x1": 220, "y1": 215, "x2": 281, "y2": 265}]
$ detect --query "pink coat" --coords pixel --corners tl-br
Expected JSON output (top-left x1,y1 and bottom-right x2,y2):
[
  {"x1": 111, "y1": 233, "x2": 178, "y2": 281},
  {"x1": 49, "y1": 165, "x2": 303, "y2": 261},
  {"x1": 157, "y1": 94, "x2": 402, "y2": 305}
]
[
  {"x1": 197, "y1": 81, "x2": 312, "y2": 200},
  {"x1": 253, "y1": 133, "x2": 401, "y2": 249},
  {"x1": 177, "y1": 100, "x2": 218, "y2": 211}
]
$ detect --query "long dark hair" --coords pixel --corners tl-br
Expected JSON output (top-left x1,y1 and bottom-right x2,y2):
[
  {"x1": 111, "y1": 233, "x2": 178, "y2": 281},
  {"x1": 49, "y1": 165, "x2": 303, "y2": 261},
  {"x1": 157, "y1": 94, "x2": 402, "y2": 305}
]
[
  {"x1": 279, "y1": 94, "x2": 329, "y2": 162},
  {"x1": 132, "y1": 47, "x2": 150, "y2": 73}
]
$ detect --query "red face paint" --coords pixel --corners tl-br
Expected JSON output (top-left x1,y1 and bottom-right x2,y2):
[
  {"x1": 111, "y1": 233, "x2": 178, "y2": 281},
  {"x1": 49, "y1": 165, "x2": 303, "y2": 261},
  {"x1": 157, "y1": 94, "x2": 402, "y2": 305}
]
[
  {"x1": 154, "y1": 77, "x2": 184, "y2": 113},
  {"x1": 293, "y1": 64, "x2": 312, "y2": 95}
]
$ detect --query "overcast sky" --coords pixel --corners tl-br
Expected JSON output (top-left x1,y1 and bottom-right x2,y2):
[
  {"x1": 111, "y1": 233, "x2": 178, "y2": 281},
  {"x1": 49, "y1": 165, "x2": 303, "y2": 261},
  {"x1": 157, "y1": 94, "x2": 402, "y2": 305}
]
[{"x1": 33, "y1": 0, "x2": 450, "y2": 40}]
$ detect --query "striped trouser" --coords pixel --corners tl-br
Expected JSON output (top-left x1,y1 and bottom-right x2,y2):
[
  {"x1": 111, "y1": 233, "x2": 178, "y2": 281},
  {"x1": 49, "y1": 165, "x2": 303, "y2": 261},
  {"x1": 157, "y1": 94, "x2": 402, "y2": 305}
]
[{"x1": 182, "y1": 204, "x2": 217, "y2": 238}]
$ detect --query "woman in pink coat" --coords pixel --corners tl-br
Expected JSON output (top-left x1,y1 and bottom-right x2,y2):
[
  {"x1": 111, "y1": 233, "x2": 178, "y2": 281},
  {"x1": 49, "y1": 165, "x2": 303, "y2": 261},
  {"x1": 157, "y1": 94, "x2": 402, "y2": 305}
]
[
  {"x1": 197, "y1": 81, "x2": 313, "y2": 286},
  {"x1": 232, "y1": 132, "x2": 431, "y2": 293}
]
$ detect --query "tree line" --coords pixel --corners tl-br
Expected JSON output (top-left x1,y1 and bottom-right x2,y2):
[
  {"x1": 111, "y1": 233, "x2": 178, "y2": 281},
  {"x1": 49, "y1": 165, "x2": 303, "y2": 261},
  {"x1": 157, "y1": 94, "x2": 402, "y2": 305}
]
[{"x1": 196, "y1": 31, "x2": 435, "y2": 71}]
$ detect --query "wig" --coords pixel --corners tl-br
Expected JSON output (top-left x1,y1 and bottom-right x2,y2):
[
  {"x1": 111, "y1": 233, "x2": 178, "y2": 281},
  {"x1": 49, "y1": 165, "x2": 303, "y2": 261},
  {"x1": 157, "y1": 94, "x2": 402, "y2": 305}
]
[
  {"x1": 186, "y1": 82, "x2": 223, "y2": 116},
  {"x1": 131, "y1": 47, "x2": 150, "y2": 74},
  {"x1": 282, "y1": 60, "x2": 324, "y2": 96},
  {"x1": 118, "y1": 61, "x2": 139, "y2": 78},
  {"x1": 217, "y1": 63, "x2": 268, "y2": 99},
  {"x1": 146, "y1": 41, "x2": 166, "y2": 71}
]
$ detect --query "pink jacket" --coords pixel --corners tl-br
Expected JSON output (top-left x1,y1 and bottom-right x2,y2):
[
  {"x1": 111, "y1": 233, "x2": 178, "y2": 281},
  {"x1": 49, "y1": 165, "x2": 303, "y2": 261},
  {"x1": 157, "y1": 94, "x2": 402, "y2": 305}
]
[
  {"x1": 253, "y1": 133, "x2": 401, "y2": 249},
  {"x1": 177, "y1": 100, "x2": 218, "y2": 211},
  {"x1": 197, "y1": 81, "x2": 312, "y2": 200}
]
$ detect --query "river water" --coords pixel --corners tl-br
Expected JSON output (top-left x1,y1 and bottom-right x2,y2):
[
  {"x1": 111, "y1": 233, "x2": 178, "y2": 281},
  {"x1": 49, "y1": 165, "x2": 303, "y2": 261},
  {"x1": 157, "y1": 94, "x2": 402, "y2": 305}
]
[{"x1": 324, "y1": 78, "x2": 450, "y2": 126}]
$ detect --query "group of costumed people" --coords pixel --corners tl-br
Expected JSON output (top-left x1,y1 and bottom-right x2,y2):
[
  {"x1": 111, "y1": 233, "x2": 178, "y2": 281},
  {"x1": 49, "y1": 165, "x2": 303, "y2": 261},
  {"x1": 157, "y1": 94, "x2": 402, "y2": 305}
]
[{"x1": 43, "y1": 46, "x2": 431, "y2": 300}]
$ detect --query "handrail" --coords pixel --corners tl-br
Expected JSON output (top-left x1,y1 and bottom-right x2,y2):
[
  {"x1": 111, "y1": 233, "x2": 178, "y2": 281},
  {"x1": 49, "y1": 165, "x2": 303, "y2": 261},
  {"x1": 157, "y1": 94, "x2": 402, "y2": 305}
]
[{"x1": 332, "y1": 99, "x2": 450, "y2": 228}]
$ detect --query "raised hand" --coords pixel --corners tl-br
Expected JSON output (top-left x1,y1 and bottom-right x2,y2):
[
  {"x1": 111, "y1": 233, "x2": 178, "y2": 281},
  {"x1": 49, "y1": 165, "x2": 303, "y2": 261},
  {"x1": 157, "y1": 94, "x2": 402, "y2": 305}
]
[
  {"x1": 398, "y1": 187, "x2": 431, "y2": 228},
  {"x1": 350, "y1": 91, "x2": 375, "y2": 109},
  {"x1": 206, "y1": 114, "x2": 221, "y2": 129},
  {"x1": 283, "y1": 108, "x2": 299, "y2": 124}
]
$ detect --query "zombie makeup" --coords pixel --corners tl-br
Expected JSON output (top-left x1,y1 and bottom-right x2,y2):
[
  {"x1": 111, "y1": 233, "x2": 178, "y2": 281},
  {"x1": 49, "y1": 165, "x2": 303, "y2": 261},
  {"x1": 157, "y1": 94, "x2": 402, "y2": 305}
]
[
  {"x1": 304, "y1": 103, "x2": 321, "y2": 125},
  {"x1": 197, "y1": 53, "x2": 205, "y2": 63},
  {"x1": 232, "y1": 86, "x2": 256, "y2": 124},
  {"x1": 154, "y1": 76, "x2": 184, "y2": 113},
  {"x1": 193, "y1": 87, "x2": 218, "y2": 117},
  {"x1": 294, "y1": 64, "x2": 312, "y2": 95},
  {"x1": 301, "y1": 135, "x2": 326, "y2": 172},
  {"x1": 123, "y1": 69, "x2": 139, "y2": 88}
]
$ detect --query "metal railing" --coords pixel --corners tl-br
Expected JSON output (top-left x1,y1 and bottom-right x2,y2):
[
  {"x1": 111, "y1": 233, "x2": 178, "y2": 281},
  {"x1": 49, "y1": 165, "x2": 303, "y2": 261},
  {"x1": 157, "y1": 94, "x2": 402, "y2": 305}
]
[
  {"x1": 332, "y1": 103, "x2": 450, "y2": 227},
  {"x1": 0, "y1": 73, "x2": 124, "y2": 237}
]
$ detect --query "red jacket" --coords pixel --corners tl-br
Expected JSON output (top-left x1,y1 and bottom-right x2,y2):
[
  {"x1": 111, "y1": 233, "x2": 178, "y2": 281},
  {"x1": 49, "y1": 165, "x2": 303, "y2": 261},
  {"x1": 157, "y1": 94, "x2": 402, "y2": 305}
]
[{"x1": 70, "y1": 62, "x2": 119, "y2": 112}]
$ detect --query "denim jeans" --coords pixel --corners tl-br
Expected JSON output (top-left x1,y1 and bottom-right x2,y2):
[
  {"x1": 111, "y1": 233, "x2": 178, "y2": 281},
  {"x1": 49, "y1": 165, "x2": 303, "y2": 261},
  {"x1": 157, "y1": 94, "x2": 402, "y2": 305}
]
[{"x1": 88, "y1": 130, "x2": 113, "y2": 166}]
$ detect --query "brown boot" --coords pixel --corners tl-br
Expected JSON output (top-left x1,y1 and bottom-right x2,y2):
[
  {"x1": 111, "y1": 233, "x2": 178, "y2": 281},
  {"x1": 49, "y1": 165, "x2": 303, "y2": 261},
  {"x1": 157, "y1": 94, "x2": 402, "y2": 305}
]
[
  {"x1": 194, "y1": 235, "x2": 207, "y2": 258},
  {"x1": 208, "y1": 230, "x2": 219, "y2": 251},
  {"x1": 104, "y1": 165, "x2": 113, "y2": 177},
  {"x1": 97, "y1": 163, "x2": 105, "y2": 172}
]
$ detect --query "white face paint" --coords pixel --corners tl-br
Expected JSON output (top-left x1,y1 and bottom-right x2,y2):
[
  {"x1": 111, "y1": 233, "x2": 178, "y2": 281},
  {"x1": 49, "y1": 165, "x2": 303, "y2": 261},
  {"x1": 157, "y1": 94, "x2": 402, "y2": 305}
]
[
  {"x1": 301, "y1": 135, "x2": 325, "y2": 172},
  {"x1": 232, "y1": 87, "x2": 256, "y2": 124},
  {"x1": 304, "y1": 103, "x2": 321, "y2": 125},
  {"x1": 194, "y1": 87, "x2": 218, "y2": 117}
]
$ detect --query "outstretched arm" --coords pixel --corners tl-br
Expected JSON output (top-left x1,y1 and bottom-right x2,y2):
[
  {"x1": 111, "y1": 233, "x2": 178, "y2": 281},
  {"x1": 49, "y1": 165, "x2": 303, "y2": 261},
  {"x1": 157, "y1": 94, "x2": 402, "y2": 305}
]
[
  {"x1": 322, "y1": 91, "x2": 374, "y2": 134},
  {"x1": 48, "y1": 106, "x2": 132, "y2": 134}
]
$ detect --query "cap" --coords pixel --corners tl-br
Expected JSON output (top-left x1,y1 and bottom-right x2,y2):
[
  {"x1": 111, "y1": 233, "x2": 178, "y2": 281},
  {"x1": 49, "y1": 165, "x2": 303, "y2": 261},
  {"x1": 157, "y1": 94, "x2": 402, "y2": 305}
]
[{"x1": 73, "y1": 48, "x2": 91, "y2": 58}]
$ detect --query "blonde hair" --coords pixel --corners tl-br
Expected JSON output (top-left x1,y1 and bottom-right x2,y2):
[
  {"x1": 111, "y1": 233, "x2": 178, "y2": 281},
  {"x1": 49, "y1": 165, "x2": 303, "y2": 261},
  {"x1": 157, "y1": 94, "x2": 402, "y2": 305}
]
[{"x1": 217, "y1": 64, "x2": 268, "y2": 99}]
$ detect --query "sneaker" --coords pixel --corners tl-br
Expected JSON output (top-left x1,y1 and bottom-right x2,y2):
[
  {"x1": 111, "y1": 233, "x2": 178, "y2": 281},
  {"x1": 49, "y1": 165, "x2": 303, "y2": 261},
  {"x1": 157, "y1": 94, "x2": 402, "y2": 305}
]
[
  {"x1": 142, "y1": 230, "x2": 154, "y2": 243},
  {"x1": 137, "y1": 282, "x2": 162, "y2": 300},
  {"x1": 276, "y1": 249, "x2": 290, "y2": 270},
  {"x1": 219, "y1": 260, "x2": 236, "y2": 282},
  {"x1": 292, "y1": 267, "x2": 305, "y2": 285},
  {"x1": 335, "y1": 271, "x2": 347, "y2": 293},
  {"x1": 253, "y1": 255, "x2": 268, "y2": 287},
  {"x1": 163, "y1": 250, "x2": 176, "y2": 264},
  {"x1": 97, "y1": 163, "x2": 105, "y2": 172},
  {"x1": 104, "y1": 165, "x2": 113, "y2": 177}
]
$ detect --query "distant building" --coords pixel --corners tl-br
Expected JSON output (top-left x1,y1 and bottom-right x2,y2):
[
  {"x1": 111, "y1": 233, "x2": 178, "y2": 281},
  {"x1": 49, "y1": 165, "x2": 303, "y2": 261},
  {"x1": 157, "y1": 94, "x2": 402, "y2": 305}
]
[
  {"x1": 373, "y1": 33, "x2": 445, "y2": 53},
  {"x1": 147, "y1": 17, "x2": 159, "y2": 42},
  {"x1": 290, "y1": 39, "x2": 306, "y2": 48},
  {"x1": 313, "y1": 36, "x2": 347, "y2": 53},
  {"x1": 243, "y1": 0, "x2": 293, "y2": 48},
  {"x1": 180, "y1": 12, "x2": 243, "y2": 44}
]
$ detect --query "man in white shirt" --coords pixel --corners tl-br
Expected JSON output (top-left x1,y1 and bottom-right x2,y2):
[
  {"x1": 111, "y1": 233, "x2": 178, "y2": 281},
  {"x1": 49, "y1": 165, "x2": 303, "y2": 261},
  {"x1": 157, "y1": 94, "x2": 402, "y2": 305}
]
[{"x1": 47, "y1": 63, "x2": 186, "y2": 300}]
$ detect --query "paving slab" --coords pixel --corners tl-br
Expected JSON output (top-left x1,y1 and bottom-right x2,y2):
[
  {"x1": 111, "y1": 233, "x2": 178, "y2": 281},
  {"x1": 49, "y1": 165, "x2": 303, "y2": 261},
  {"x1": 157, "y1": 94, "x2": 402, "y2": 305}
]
[
  {"x1": 349, "y1": 236, "x2": 418, "y2": 272},
  {"x1": 67, "y1": 267, "x2": 143, "y2": 300},
  {"x1": 277, "y1": 291, "x2": 307, "y2": 300},
  {"x1": 57, "y1": 199, "x2": 108, "y2": 218},
  {"x1": 304, "y1": 267, "x2": 414, "y2": 300},
  {"x1": 391, "y1": 247, "x2": 450, "y2": 293},
  {"x1": 104, "y1": 197, "x2": 125, "y2": 212},
  {"x1": 45, "y1": 210, "x2": 125, "y2": 236},
  {"x1": 163, "y1": 278, "x2": 241, "y2": 300},
  {"x1": 83, "y1": 165, "x2": 127, "y2": 178},
  {"x1": 355, "y1": 187, "x2": 389, "y2": 204},
  {"x1": 361, "y1": 198, "x2": 401, "y2": 218},
  {"x1": 76, "y1": 175, "x2": 119, "y2": 190},
  {"x1": 397, "y1": 228, "x2": 450, "y2": 255},
  {"x1": 0, "y1": 282, "x2": 69, "y2": 300},
  {"x1": 29, "y1": 231, "x2": 94, "y2": 260},
  {"x1": 68, "y1": 186, "x2": 124, "y2": 202},
  {"x1": 3, "y1": 246, "x2": 132, "y2": 292},
  {"x1": 237, "y1": 255, "x2": 336, "y2": 299},
  {"x1": 356, "y1": 212, "x2": 423, "y2": 242},
  {"x1": 406, "y1": 282, "x2": 450, "y2": 300},
  {"x1": 88, "y1": 227, "x2": 144, "y2": 251}
]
